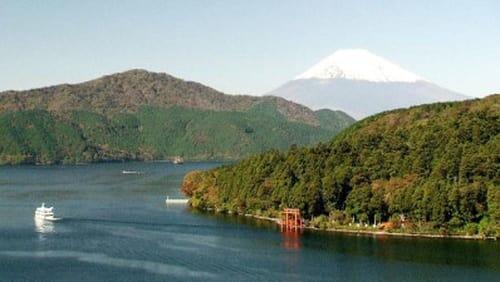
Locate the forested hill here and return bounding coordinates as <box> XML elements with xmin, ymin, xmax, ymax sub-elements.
<box><xmin>182</xmin><ymin>95</ymin><xmax>500</xmax><ymax>237</ymax></box>
<box><xmin>0</xmin><ymin>69</ymin><xmax>335</xmax><ymax>126</ymax></box>
<box><xmin>0</xmin><ymin>70</ymin><xmax>354</xmax><ymax>165</ymax></box>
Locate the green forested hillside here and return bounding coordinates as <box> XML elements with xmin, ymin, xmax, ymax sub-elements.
<box><xmin>182</xmin><ymin>95</ymin><xmax>500</xmax><ymax>237</ymax></box>
<box><xmin>314</xmin><ymin>109</ymin><xmax>356</xmax><ymax>132</ymax></box>
<box><xmin>0</xmin><ymin>70</ymin><xmax>354</xmax><ymax>164</ymax></box>
<box><xmin>0</xmin><ymin>106</ymin><xmax>345</xmax><ymax>165</ymax></box>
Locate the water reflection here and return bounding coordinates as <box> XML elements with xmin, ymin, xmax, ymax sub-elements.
<box><xmin>281</xmin><ymin>230</ymin><xmax>302</xmax><ymax>250</ymax></box>
<box><xmin>34</xmin><ymin>217</ymin><xmax>55</xmax><ymax>234</ymax></box>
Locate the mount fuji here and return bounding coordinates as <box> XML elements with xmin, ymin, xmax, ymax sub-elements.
<box><xmin>267</xmin><ymin>49</ymin><xmax>469</xmax><ymax>119</ymax></box>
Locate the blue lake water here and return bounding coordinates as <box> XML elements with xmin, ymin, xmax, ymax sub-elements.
<box><xmin>0</xmin><ymin>162</ymin><xmax>499</xmax><ymax>281</ymax></box>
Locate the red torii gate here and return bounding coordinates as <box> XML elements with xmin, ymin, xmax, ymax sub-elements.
<box><xmin>280</xmin><ymin>208</ymin><xmax>304</xmax><ymax>231</ymax></box>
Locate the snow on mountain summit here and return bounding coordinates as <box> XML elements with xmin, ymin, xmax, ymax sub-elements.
<box><xmin>269</xmin><ymin>48</ymin><xmax>468</xmax><ymax>119</ymax></box>
<box><xmin>295</xmin><ymin>49</ymin><xmax>423</xmax><ymax>83</ymax></box>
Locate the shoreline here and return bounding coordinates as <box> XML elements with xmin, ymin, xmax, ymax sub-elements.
<box><xmin>0</xmin><ymin>159</ymin><xmax>232</xmax><ymax>167</ymax></box>
<box><xmin>243</xmin><ymin>213</ymin><xmax>497</xmax><ymax>241</ymax></box>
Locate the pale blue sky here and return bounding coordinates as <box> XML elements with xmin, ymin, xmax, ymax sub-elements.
<box><xmin>1</xmin><ymin>0</ymin><xmax>499</xmax><ymax>97</ymax></box>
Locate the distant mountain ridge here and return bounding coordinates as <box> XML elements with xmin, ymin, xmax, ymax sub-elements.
<box><xmin>0</xmin><ymin>70</ymin><xmax>355</xmax><ymax>165</ymax></box>
<box><xmin>269</xmin><ymin>49</ymin><xmax>469</xmax><ymax>119</ymax></box>
<box><xmin>0</xmin><ymin>69</ymin><xmax>324</xmax><ymax>126</ymax></box>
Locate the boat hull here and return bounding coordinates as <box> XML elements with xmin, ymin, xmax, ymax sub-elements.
<box><xmin>165</xmin><ymin>199</ymin><xmax>189</xmax><ymax>204</ymax></box>
<box><xmin>35</xmin><ymin>215</ymin><xmax>61</xmax><ymax>221</ymax></box>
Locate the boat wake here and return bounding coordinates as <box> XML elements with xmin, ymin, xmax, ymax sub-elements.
<box><xmin>0</xmin><ymin>250</ymin><xmax>217</xmax><ymax>278</ymax></box>
<box><xmin>60</xmin><ymin>217</ymin><xmax>216</xmax><ymax>230</ymax></box>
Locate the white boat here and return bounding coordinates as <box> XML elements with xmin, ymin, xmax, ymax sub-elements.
<box><xmin>122</xmin><ymin>170</ymin><xmax>140</xmax><ymax>174</ymax></box>
<box><xmin>172</xmin><ymin>156</ymin><xmax>184</xmax><ymax>165</ymax></box>
<box><xmin>35</xmin><ymin>203</ymin><xmax>61</xmax><ymax>221</ymax></box>
<box><xmin>165</xmin><ymin>196</ymin><xmax>189</xmax><ymax>205</ymax></box>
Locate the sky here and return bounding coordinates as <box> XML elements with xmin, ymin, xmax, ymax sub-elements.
<box><xmin>1</xmin><ymin>0</ymin><xmax>499</xmax><ymax>97</ymax></box>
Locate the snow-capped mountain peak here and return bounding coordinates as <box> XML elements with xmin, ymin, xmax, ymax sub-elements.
<box><xmin>295</xmin><ymin>49</ymin><xmax>423</xmax><ymax>83</ymax></box>
<box><xmin>269</xmin><ymin>48</ymin><xmax>468</xmax><ymax>119</ymax></box>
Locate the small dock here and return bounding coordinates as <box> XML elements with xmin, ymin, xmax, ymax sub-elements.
<box><xmin>165</xmin><ymin>196</ymin><xmax>189</xmax><ymax>205</ymax></box>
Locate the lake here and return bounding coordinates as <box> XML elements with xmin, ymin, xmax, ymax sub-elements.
<box><xmin>0</xmin><ymin>162</ymin><xmax>498</xmax><ymax>281</ymax></box>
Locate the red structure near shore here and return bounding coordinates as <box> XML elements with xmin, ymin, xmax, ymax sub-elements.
<box><xmin>280</xmin><ymin>208</ymin><xmax>304</xmax><ymax>231</ymax></box>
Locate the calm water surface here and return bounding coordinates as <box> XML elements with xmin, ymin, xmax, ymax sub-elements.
<box><xmin>0</xmin><ymin>162</ymin><xmax>499</xmax><ymax>281</ymax></box>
